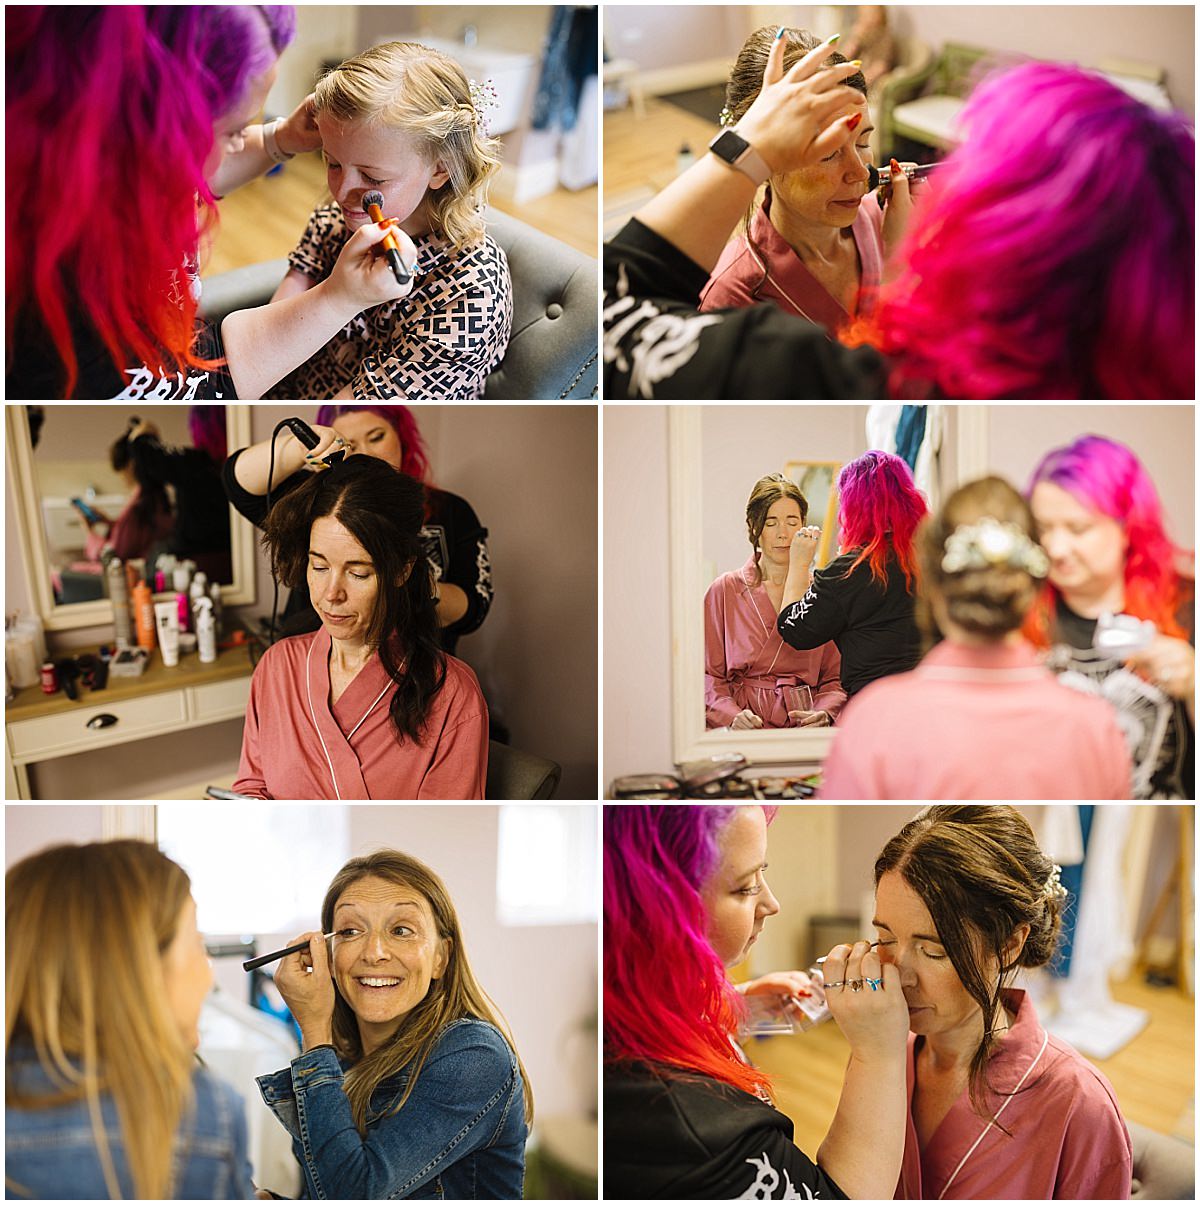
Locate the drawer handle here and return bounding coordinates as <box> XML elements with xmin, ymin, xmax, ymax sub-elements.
<box><xmin>86</xmin><ymin>714</ymin><xmax>119</xmax><ymax>730</ymax></box>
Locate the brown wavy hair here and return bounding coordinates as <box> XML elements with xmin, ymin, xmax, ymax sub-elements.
<box><xmin>745</xmin><ymin>473</ymin><xmax>808</xmax><ymax>584</ymax></box>
<box><xmin>322</xmin><ymin>849</ymin><xmax>533</xmax><ymax>1132</ymax></box>
<box><xmin>875</xmin><ymin>806</ymin><xmax>1066</xmax><ymax>1119</ymax></box>
<box><xmin>6</xmin><ymin>841</ymin><xmax>196</xmax><ymax>1199</ymax></box>
<box><xmin>315</xmin><ymin>41</ymin><xmax>501</xmax><ymax>250</ymax></box>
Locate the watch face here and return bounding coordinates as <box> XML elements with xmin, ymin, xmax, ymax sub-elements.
<box><xmin>709</xmin><ymin>127</ymin><xmax>749</xmax><ymax>163</ymax></box>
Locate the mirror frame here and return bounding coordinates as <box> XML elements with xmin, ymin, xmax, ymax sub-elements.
<box><xmin>6</xmin><ymin>405</ymin><xmax>256</xmax><ymax>631</ymax></box>
<box><xmin>669</xmin><ymin>405</ymin><xmax>990</xmax><ymax>767</ymax></box>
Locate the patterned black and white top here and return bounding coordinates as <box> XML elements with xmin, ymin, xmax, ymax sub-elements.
<box><xmin>269</xmin><ymin>202</ymin><xmax>512</xmax><ymax>400</ymax></box>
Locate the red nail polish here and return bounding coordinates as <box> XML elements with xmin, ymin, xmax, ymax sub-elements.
<box><xmin>847</xmin><ymin>113</ymin><xmax>862</xmax><ymax>132</ymax></box>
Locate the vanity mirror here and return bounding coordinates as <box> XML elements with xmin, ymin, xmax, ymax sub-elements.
<box><xmin>7</xmin><ymin>405</ymin><xmax>255</xmax><ymax>631</ymax></box>
<box><xmin>670</xmin><ymin>405</ymin><xmax>986</xmax><ymax>766</ymax></box>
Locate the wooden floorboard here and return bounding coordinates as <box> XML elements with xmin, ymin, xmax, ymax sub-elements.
<box><xmin>750</xmin><ymin>974</ymin><xmax>1195</xmax><ymax>1158</ymax></box>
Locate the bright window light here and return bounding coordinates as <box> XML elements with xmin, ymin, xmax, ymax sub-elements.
<box><xmin>496</xmin><ymin>805</ymin><xmax>597</xmax><ymax>927</ymax></box>
<box><xmin>158</xmin><ymin>805</ymin><xmax>349</xmax><ymax>934</ymax></box>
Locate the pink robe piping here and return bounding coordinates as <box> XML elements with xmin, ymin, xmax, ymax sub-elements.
<box><xmin>898</xmin><ymin>989</ymin><xmax>1132</xmax><ymax>1200</ymax></box>
<box><xmin>234</xmin><ymin>627</ymin><xmax>488</xmax><ymax>800</ymax></box>
<box><xmin>705</xmin><ymin>556</ymin><xmax>847</xmax><ymax>728</ymax></box>
<box><xmin>819</xmin><ymin>639</ymin><xmax>1132</xmax><ymax>799</ymax></box>
<box><xmin>699</xmin><ymin>192</ymin><xmax>886</xmax><ymax>335</ymax></box>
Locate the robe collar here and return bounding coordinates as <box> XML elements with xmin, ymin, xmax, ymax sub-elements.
<box><xmin>303</xmin><ymin>627</ymin><xmax>398</xmax><ymax>800</ymax></box>
<box><xmin>906</xmin><ymin>988</ymin><xmax>1050</xmax><ymax>1197</ymax></box>
<box><xmin>917</xmin><ymin>638</ymin><xmax>1052</xmax><ymax>682</ymax></box>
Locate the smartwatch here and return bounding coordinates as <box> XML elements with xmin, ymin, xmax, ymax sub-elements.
<box><xmin>707</xmin><ymin>127</ymin><xmax>772</xmax><ymax>186</ymax></box>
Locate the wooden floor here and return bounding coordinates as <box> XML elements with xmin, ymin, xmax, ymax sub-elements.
<box><xmin>202</xmin><ymin>151</ymin><xmax>597</xmax><ymax>278</ymax></box>
<box><xmin>603</xmin><ymin>96</ymin><xmax>721</xmax><ymax>239</ymax></box>
<box><xmin>751</xmin><ymin>974</ymin><xmax>1195</xmax><ymax>1157</ymax></box>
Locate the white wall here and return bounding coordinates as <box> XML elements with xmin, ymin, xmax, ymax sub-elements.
<box><xmin>5</xmin><ymin>805</ymin><xmax>106</xmax><ymax>867</ymax></box>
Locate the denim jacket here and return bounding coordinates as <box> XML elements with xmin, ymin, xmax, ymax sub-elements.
<box><xmin>5</xmin><ymin>1045</ymin><xmax>257</xmax><ymax>1199</ymax></box>
<box><xmin>256</xmin><ymin>1018</ymin><xmax>527</xmax><ymax>1199</ymax></box>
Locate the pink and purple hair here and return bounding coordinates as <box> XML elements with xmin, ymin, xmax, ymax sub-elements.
<box><xmin>315</xmin><ymin>405</ymin><xmax>432</xmax><ymax>483</ymax></box>
<box><xmin>838</xmin><ymin>450</ymin><xmax>927</xmax><ymax>587</ymax></box>
<box><xmin>846</xmin><ymin>62</ymin><xmax>1194</xmax><ymax>399</ymax></box>
<box><xmin>6</xmin><ymin>6</ymin><xmax>295</xmax><ymax>397</ymax></box>
<box><xmin>188</xmin><ymin>406</ymin><xmax>227</xmax><ymax>465</ymax></box>
<box><xmin>1024</xmin><ymin>434</ymin><xmax>1191</xmax><ymax>643</ymax></box>
<box><xmin>604</xmin><ymin>805</ymin><xmax>772</xmax><ymax>1100</ymax></box>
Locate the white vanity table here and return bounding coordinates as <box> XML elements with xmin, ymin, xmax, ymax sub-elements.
<box><xmin>5</xmin><ymin>643</ymin><xmax>254</xmax><ymax>800</ymax></box>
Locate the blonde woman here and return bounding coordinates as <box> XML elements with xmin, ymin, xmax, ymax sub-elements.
<box><xmin>267</xmin><ymin>41</ymin><xmax>513</xmax><ymax>400</ymax></box>
<box><xmin>259</xmin><ymin>850</ymin><xmax>530</xmax><ymax>1198</ymax></box>
<box><xmin>5</xmin><ymin>841</ymin><xmax>257</xmax><ymax>1199</ymax></box>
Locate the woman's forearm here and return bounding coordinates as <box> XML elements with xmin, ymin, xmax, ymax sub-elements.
<box><xmin>221</xmin><ymin>280</ymin><xmax>358</xmax><ymax>400</ymax></box>
<box><xmin>232</xmin><ymin>427</ymin><xmax>309</xmax><ymax>496</ymax></box>
<box><xmin>817</xmin><ymin>1051</ymin><xmax>906</xmax><ymax>1198</ymax></box>
<box><xmin>782</xmin><ymin>562</ymin><xmax>813</xmax><ymax>609</ymax></box>
<box><xmin>634</xmin><ymin>154</ymin><xmax>759</xmax><ymax>274</ymax></box>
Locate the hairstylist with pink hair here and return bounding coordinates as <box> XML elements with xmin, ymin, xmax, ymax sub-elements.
<box><xmin>605</xmin><ymin>805</ymin><xmax>909</xmax><ymax>1199</ymax></box>
<box><xmin>223</xmin><ymin>405</ymin><xmax>491</xmax><ymax>654</ymax></box>
<box><xmin>7</xmin><ymin>6</ymin><xmax>413</xmax><ymax>400</ymax></box>
<box><xmin>777</xmin><ymin>451</ymin><xmax>926</xmax><ymax>697</ymax></box>
<box><xmin>1027</xmin><ymin>435</ymin><xmax>1194</xmax><ymax>798</ymax></box>
<box><xmin>603</xmin><ymin>44</ymin><xmax>1193</xmax><ymax>399</ymax></box>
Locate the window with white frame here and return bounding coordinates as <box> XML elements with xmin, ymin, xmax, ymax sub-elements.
<box><xmin>496</xmin><ymin>804</ymin><xmax>598</xmax><ymax>926</ymax></box>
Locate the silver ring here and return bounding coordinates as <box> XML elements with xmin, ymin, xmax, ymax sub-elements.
<box><xmin>849</xmin><ymin>979</ymin><xmax>864</xmax><ymax>993</ymax></box>
<box><xmin>824</xmin><ymin>980</ymin><xmax>846</xmax><ymax>990</ymax></box>
<box><xmin>865</xmin><ymin>976</ymin><xmax>883</xmax><ymax>991</ymax></box>
<box><xmin>334</xmin><ymin>437</ymin><xmax>346</xmax><ymax>446</ymax></box>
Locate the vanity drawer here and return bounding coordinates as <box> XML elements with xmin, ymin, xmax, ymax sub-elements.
<box><xmin>8</xmin><ymin>692</ymin><xmax>189</xmax><ymax>761</ymax></box>
<box><xmin>192</xmin><ymin>676</ymin><xmax>251</xmax><ymax>722</ymax></box>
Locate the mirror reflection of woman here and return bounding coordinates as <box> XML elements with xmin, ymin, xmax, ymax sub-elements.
<box><xmin>821</xmin><ymin>476</ymin><xmax>1131</xmax><ymax>798</ymax></box>
<box><xmin>872</xmin><ymin>806</ymin><xmax>1132</xmax><ymax>1200</ymax></box>
<box><xmin>6</xmin><ymin>841</ymin><xmax>256</xmax><ymax>1199</ymax></box>
<box><xmin>706</xmin><ymin>473</ymin><xmax>846</xmax><ymax>729</ymax></box>
<box><xmin>1027</xmin><ymin>435</ymin><xmax>1195</xmax><ymax>798</ymax></box>
<box><xmin>261</xmin><ymin>850</ymin><xmax>530</xmax><ymax>1199</ymax></box>
<box><xmin>778</xmin><ymin>450</ymin><xmax>925</xmax><ymax>697</ymax></box>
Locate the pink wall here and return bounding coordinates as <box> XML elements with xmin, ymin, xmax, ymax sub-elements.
<box><xmin>602</xmin><ymin>406</ymin><xmax>673</xmax><ymax>784</ymax></box>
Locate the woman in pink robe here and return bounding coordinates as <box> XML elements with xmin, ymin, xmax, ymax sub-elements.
<box><xmin>873</xmin><ymin>807</ymin><xmax>1132</xmax><ymax>1201</ymax></box>
<box><xmin>233</xmin><ymin>454</ymin><xmax>487</xmax><ymax>800</ymax></box>
<box><xmin>706</xmin><ymin>474</ymin><xmax>846</xmax><ymax>729</ymax></box>
<box><xmin>821</xmin><ymin>476</ymin><xmax>1131</xmax><ymax>799</ymax></box>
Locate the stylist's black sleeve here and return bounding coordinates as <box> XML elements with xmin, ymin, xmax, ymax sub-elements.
<box><xmin>777</xmin><ymin>563</ymin><xmax>851</xmax><ymax>650</ymax></box>
<box><xmin>426</xmin><ymin>489</ymin><xmax>493</xmax><ymax>641</ymax></box>
<box><xmin>603</xmin><ymin>218</ymin><xmax>887</xmax><ymax>400</ymax></box>
<box><xmin>221</xmin><ymin>447</ymin><xmax>305</xmax><ymax>529</ymax></box>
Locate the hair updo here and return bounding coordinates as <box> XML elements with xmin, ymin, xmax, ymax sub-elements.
<box><xmin>875</xmin><ymin>805</ymin><xmax>1066</xmax><ymax>1117</ymax></box>
<box><xmin>916</xmin><ymin>476</ymin><xmax>1042</xmax><ymax>643</ymax></box>
<box><xmin>745</xmin><ymin>474</ymin><xmax>808</xmax><ymax>584</ymax></box>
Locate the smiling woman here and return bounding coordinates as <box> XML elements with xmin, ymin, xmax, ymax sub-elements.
<box><xmin>259</xmin><ymin>849</ymin><xmax>531</xmax><ymax>1200</ymax></box>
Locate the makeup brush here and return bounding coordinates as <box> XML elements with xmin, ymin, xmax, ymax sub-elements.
<box><xmin>242</xmin><ymin>933</ymin><xmax>337</xmax><ymax>972</ymax></box>
<box><xmin>360</xmin><ymin>190</ymin><xmax>412</xmax><ymax>286</ymax></box>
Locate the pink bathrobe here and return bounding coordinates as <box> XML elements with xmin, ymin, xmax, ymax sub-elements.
<box><xmin>705</xmin><ymin>556</ymin><xmax>847</xmax><ymax>728</ymax></box>
<box><xmin>234</xmin><ymin>627</ymin><xmax>488</xmax><ymax>800</ymax></box>
<box><xmin>820</xmin><ymin>639</ymin><xmax>1131</xmax><ymax>799</ymax></box>
<box><xmin>898</xmin><ymin>989</ymin><xmax>1132</xmax><ymax>1199</ymax></box>
<box><xmin>700</xmin><ymin>193</ymin><xmax>886</xmax><ymax>336</ymax></box>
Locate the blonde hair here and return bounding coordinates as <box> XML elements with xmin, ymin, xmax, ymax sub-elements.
<box><xmin>315</xmin><ymin>42</ymin><xmax>501</xmax><ymax>250</ymax></box>
<box><xmin>323</xmin><ymin>849</ymin><xmax>534</xmax><ymax>1131</ymax></box>
<box><xmin>6</xmin><ymin>841</ymin><xmax>196</xmax><ymax>1200</ymax></box>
